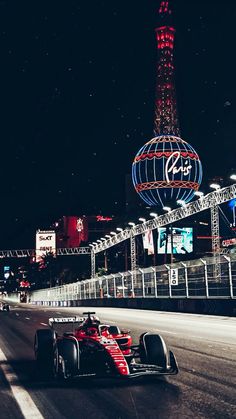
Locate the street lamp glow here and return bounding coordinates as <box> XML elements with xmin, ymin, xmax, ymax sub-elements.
<box><xmin>150</xmin><ymin>212</ymin><xmax>158</xmax><ymax>218</ymax></box>
<box><xmin>195</xmin><ymin>191</ymin><xmax>204</xmax><ymax>197</ymax></box>
<box><xmin>105</xmin><ymin>235</ymin><xmax>111</xmax><ymax>239</ymax></box>
<box><xmin>110</xmin><ymin>231</ymin><xmax>117</xmax><ymax>235</ymax></box>
<box><xmin>101</xmin><ymin>237</ymin><xmax>106</xmax><ymax>241</ymax></box>
<box><xmin>97</xmin><ymin>240</ymin><xmax>102</xmax><ymax>243</ymax></box>
<box><xmin>92</xmin><ymin>242</ymin><xmax>97</xmax><ymax>245</ymax></box>
<box><xmin>116</xmin><ymin>227</ymin><xmax>123</xmax><ymax>232</ymax></box>
<box><xmin>89</xmin><ymin>244</ymin><xmax>94</xmax><ymax>247</ymax></box>
<box><xmin>128</xmin><ymin>222</ymin><xmax>135</xmax><ymax>227</ymax></box>
<box><xmin>230</xmin><ymin>174</ymin><xmax>236</xmax><ymax>180</ymax></box>
<box><xmin>210</xmin><ymin>183</ymin><xmax>220</xmax><ymax>190</ymax></box>
<box><xmin>177</xmin><ymin>199</ymin><xmax>186</xmax><ymax>206</ymax></box>
<box><xmin>139</xmin><ymin>217</ymin><xmax>146</xmax><ymax>222</ymax></box>
<box><xmin>163</xmin><ymin>206</ymin><xmax>171</xmax><ymax>212</ymax></box>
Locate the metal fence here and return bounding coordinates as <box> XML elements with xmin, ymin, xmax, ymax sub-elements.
<box><xmin>28</xmin><ymin>254</ymin><xmax>236</xmax><ymax>304</ymax></box>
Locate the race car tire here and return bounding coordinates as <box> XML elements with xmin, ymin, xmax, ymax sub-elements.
<box><xmin>58</xmin><ymin>338</ymin><xmax>79</xmax><ymax>379</ymax></box>
<box><xmin>108</xmin><ymin>325</ymin><xmax>121</xmax><ymax>335</ymax></box>
<box><xmin>34</xmin><ymin>329</ymin><xmax>58</xmax><ymax>378</ymax></box>
<box><xmin>139</xmin><ymin>333</ymin><xmax>168</xmax><ymax>369</ymax></box>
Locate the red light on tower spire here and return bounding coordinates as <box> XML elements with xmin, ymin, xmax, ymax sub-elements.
<box><xmin>154</xmin><ymin>0</ymin><xmax>180</xmax><ymax>137</ymax></box>
<box><xmin>159</xmin><ymin>1</ymin><xmax>171</xmax><ymax>15</ymax></box>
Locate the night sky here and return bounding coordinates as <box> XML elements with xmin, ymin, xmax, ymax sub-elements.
<box><xmin>0</xmin><ymin>0</ymin><xmax>235</xmax><ymax>248</ymax></box>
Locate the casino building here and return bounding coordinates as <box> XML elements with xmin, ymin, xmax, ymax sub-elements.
<box><xmin>53</xmin><ymin>215</ymin><xmax>118</xmax><ymax>248</ymax></box>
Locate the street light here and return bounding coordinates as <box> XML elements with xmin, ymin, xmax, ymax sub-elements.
<box><xmin>110</xmin><ymin>231</ymin><xmax>117</xmax><ymax>235</ymax></box>
<box><xmin>150</xmin><ymin>212</ymin><xmax>158</xmax><ymax>218</ymax></box>
<box><xmin>195</xmin><ymin>191</ymin><xmax>204</xmax><ymax>197</ymax></box>
<box><xmin>163</xmin><ymin>206</ymin><xmax>171</xmax><ymax>212</ymax></box>
<box><xmin>116</xmin><ymin>227</ymin><xmax>123</xmax><ymax>232</ymax></box>
<box><xmin>177</xmin><ymin>199</ymin><xmax>186</xmax><ymax>206</ymax></box>
<box><xmin>97</xmin><ymin>240</ymin><xmax>102</xmax><ymax>243</ymax></box>
<box><xmin>210</xmin><ymin>183</ymin><xmax>220</xmax><ymax>190</ymax></box>
<box><xmin>92</xmin><ymin>242</ymin><xmax>97</xmax><ymax>245</ymax></box>
<box><xmin>139</xmin><ymin>217</ymin><xmax>146</xmax><ymax>222</ymax></box>
<box><xmin>105</xmin><ymin>235</ymin><xmax>111</xmax><ymax>239</ymax></box>
<box><xmin>101</xmin><ymin>237</ymin><xmax>106</xmax><ymax>241</ymax></box>
<box><xmin>128</xmin><ymin>222</ymin><xmax>135</xmax><ymax>227</ymax></box>
<box><xmin>230</xmin><ymin>174</ymin><xmax>236</xmax><ymax>181</ymax></box>
<box><xmin>89</xmin><ymin>244</ymin><xmax>94</xmax><ymax>247</ymax></box>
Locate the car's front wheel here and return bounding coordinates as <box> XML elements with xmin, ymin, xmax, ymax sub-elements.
<box><xmin>139</xmin><ymin>332</ymin><xmax>168</xmax><ymax>369</ymax></box>
<box><xmin>57</xmin><ymin>338</ymin><xmax>79</xmax><ymax>379</ymax></box>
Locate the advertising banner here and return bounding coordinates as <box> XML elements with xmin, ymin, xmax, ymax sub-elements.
<box><xmin>142</xmin><ymin>229</ymin><xmax>155</xmax><ymax>255</ymax></box>
<box><xmin>36</xmin><ymin>230</ymin><xmax>56</xmax><ymax>262</ymax></box>
<box><xmin>157</xmin><ymin>227</ymin><xmax>193</xmax><ymax>254</ymax></box>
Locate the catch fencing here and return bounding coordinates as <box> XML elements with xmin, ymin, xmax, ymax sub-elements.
<box><xmin>29</xmin><ymin>254</ymin><xmax>236</xmax><ymax>304</ymax></box>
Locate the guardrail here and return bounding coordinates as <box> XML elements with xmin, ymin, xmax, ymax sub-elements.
<box><xmin>28</xmin><ymin>254</ymin><xmax>236</xmax><ymax>304</ymax></box>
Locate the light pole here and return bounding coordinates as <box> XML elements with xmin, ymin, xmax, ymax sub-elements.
<box><xmin>163</xmin><ymin>207</ymin><xmax>172</xmax><ymax>264</ymax></box>
<box><xmin>210</xmin><ymin>183</ymin><xmax>221</xmax><ymax>280</ymax></box>
<box><xmin>128</xmin><ymin>222</ymin><xmax>137</xmax><ymax>272</ymax></box>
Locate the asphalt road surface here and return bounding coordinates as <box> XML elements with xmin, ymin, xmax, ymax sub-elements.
<box><xmin>0</xmin><ymin>303</ymin><xmax>236</xmax><ymax>419</ymax></box>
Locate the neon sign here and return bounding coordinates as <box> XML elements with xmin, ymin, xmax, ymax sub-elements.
<box><xmin>165</xmin><ymin>151</ymin><xmax>192</xmax><ymax>184</ymax></box>
<box><xmin>96</xmin><ymin>215</ymin><xmax>113</xmax><ymax>222</ymax></box>
<box><xmin>222</xmin><ymin>238</ymin><xmax>236</xmax><ymax>247</ymax></box>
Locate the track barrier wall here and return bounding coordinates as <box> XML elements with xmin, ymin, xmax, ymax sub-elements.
<box><xmin>5</xmin><ymin>254</ymin><xmax>236</xmax><ymax>316</ymax></box>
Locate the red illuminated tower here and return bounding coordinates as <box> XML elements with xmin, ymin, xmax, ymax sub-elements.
<box><xmin>132</xmin><ymin>0</ymin><xmax>202</xmax><ymax>207</ymax></box>
<box><xmin>154</xmin><ymin>0</ymin><xmax>180</xmax><ymax>136</ymax></box>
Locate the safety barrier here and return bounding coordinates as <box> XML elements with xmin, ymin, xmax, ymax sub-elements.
<box><xmin>29</xmin><ymin>254</ymin><xmax>236</xmax><ymax>304</ymax></box>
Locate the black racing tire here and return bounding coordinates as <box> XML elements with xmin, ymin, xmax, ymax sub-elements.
<box><xmin>34</xmin><ymin>329</ymin><xmax>58</xmax><ymax>378</ymax></box>
<box><xmin>139</xmin><ymin>332</ymin><xmax>168</xmax><ymax>369</ymax></box>
<box><xmin>58</xmin><ymin>338</ymin><xmax>79</xmax><ymax>379</ymax></box>
<box><xmin>108</xmin><ymin>325</ymin><xmax>121</xmax><ymax>335</ymax></box>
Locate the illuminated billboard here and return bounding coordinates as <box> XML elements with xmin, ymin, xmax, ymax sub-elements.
<box><xmin>157</xmin><ymin>227</ymin><xmax>193</xmax><ymax>254</ymax></box>
<box><xmin>36</xmin><ymin>230</ymin><xmax>56</xmax><ymax>262</ymax></box>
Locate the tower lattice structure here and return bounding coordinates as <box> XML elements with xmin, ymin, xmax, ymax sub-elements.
<box><xmin>154</xmin><ymin>1</ymin><xmax>180</xmax><ymax>137</ymax></box>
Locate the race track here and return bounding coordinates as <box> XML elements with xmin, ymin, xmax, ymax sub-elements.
<box><xmin>0</xmin><ymin>303</ymin><xmax>236</xmax><ymax>419</ymax></box>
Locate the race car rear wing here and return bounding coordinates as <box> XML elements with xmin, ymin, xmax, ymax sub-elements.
<box><xmin>49</xmin><ymin>316</ymin><xmax>84</xmax><ymax>326</ymax></box>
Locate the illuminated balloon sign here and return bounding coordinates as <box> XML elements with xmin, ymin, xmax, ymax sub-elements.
<box><xmin>132</xmin><ymin>135</ymin><xmax>202</xmax><ymax>207</ymax></box>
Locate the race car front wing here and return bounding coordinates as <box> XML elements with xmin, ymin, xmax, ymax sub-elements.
<box><xmin>125</xmin><ymin>350</ymin><xmax>178</xmax><ymax>378</ymax></box>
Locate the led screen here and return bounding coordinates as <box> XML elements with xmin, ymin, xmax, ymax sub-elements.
<box><xmin>157</xmin><ymin>227</ymin><xmax>193</xmax><ymax>254</ymax></box>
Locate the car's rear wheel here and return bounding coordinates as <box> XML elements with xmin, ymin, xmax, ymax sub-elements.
<box><xmin>34</xmin><ymin>329</ymin><xmax>58</xmax><ymax>378</ymax></box>
<box><xmin>139</xmin><ymin>332</ymin><xmax>168</xmax><ymax>369</ymax></box>
<box><xmin>57</xmin><ymin>338</ymin><xmax>79</xmax><ymax>379</ymax></box>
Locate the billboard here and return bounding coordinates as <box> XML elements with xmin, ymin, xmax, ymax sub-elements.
<box><xmin>142</xmin><ymin>230</ymin><xmax>155</xmax><ymax>255</ymax></box>
<box><xmin>56</xmin><ymin>216</ymin><xmax>88</xmax><ymax>248</ymax></box>
<box><xmin>36</xmin><ymin>230</ymin><xmax>56</xmax><ymax>262</ymax></box>
<box><xmin>157</xmin><ymin>227</ymin><xmax>193</xmax><ymax>254</ymax></box>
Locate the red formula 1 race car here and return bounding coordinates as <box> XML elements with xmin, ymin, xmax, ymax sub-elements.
<box><xmin>34</xmin><ymin>312</ymin><xmax>178</xmax><ymax>380</ymax></box>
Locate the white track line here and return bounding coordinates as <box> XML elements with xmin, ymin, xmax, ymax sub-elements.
<box><xmin>0</xmin><ymin>348</ymin><xmax>43</xmax><ymax>419</ymax></box>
